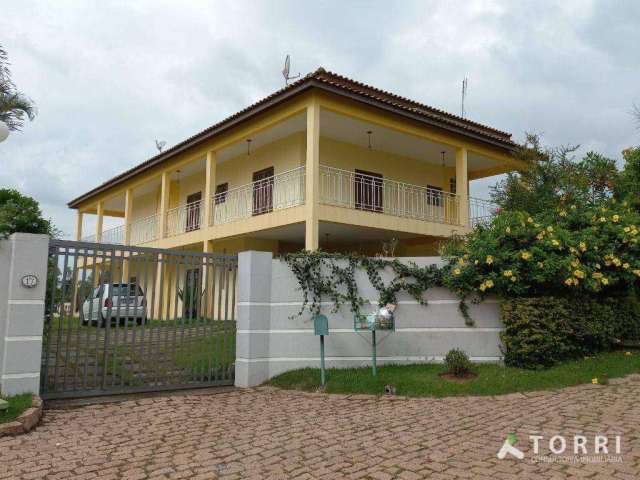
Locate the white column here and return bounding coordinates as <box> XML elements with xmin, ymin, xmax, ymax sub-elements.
<box><xmin>456</xmin><ymin>147</ymin><xmax>469</xmax><ymax>227</ymax></box>
<box><xmin>305</xmin><ymin>100</ymin><xmax>320</xmax><ymax>251</ymax></box>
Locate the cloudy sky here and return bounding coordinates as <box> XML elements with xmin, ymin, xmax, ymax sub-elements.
<box><xmin>1</xmin><ymin>0</ymin><xmax>639</xmax><ymax>238</ymax></box>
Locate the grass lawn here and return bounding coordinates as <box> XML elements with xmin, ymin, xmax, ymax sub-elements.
<box><xmin>267</xmin><ymin>350</ymin><xmax>640</xmax><ymax>397</ymax></box>
<box><xmin>0</xmin><ymin>394</ymin><xmax>32</xmax><ymax>424</ymax></box>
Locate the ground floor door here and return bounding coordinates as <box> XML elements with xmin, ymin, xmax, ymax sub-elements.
<box><xmin>40</xmin><ymin>240</ymin><xmax>237</xmax><ymax>399</ymax></box>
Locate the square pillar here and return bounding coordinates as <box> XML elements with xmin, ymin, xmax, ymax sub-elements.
<box><xmin>305</xmin><ymin>100</ymin><xmax>320</xmax><ymax>251</ymax></box>
<box><xmin>158</xmin><ymin>171</ymin><xmax>170</xmax><ymax>239</ymax></box>
<box><xmin>203</xmin><ymin>151</ymin><xmax>217</xmax><ymax>228</ymax></box>
<box><xmin>124</xmin><ymin>188</ymin><xmax>133</xmax><ymax>245</ymax></box>
<box><xmin>235</xmin><ymin>251</ymin><xmax>273</xmax><ymax>387</ymax></box>
<box><xmin>95</xmin><ymin>201</ymin><xmax>104</xmax><ymax>243</ymax></box>
<box><xmin>455</xmin><ymin>147</ymin><xmax>469</xmax><ymax>227</ymax></box>
<box><xmin>0</xmin><ymin>234</ymin><xmax>49</xmax><ymax>396</ymax></box>
<box><xmin>75</xmin><ymin>211</ymin><xmax>84</xmax><ymax>241</ymax></box>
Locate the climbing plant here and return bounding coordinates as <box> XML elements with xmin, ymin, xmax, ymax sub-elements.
<box><xmin>282</xmin><ymin>250</ymin><xmax>460</xmax><ymax>323</ymax></box>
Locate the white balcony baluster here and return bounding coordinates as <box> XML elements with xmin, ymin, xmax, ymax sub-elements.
<box><xmin>319</xmin><ymin>165</ymin><xmax>460</xmax><ymax>225</ymax></box>
<box><xmin>211</xmin><ymin>165</ymin><xmax>306</xmax><ymax>225</ymax></box>
<box><xmin>129</xmin><ymin>214</ymin><xmax>159</xmax><ymax>244</ymax></box>
<box><xmin>166</xmin><ymin>200</ymin><xmax>204</xmax><ymax>237</ymax></box>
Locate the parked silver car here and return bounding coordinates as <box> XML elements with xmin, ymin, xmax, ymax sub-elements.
<box><xmin>80</xmin><ymin>283</ymin><xmax>146</xmax><ymax>327</ymax></box>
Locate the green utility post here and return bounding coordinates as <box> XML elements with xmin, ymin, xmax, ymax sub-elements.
<box><xmin>354</xmin><ymin>310</ymin><xmax>395</xmax><ymax>377</ymax></box>
<box><xmin>313</xmin><ymin>314</ymin><xmax>329</xmax><ymax>387</ymax></box>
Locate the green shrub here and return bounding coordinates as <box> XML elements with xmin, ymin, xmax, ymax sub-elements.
<box><xmin>444</xmin><ymin>348</ymin><xmax>474</xmax><ymax>376</ymax></box>
<box><xmin>500</xmin><ymin>296</ymin><xmax>640</xmax><ymax>369</ymax></box>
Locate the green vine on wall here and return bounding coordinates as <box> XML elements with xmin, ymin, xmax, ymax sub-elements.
<box><xmin>282</xmin><ymin>250</ymin><xmax>475</xmax><ymax>326</ymax></box>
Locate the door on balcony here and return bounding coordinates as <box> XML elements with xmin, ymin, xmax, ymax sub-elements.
<box><xmin>355</xmin><ymin>169</ymin><xmax>383</xmax><ymax>212</ymax></box>
<box><xmin>252</xmin><ymin>167</ymin><xmax>274</xmax><ymax>215</ymax></box>
<box><xmin>186</xmin><ymin>192</ymin><xmax>202</xmax><ymax>231</ymax></box>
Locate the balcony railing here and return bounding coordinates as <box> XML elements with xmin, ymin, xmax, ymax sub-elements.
<box><xmin>81</xmin><ymin>225</ymin><xmax>124</xmax><ymax>245</ymax></box>
<box><xmin>129</xmin><ymin>214</ymin><xmax>159</xmax><ymax>244</ymax></box>
<box><xmin>211</xmin><ymin>165</ymin><xmax>306</xmax><ymax>225</ymax></box>
<box><xmin>469</xmin><ymin>197</ymin><xmax>498</xmax><ymax>227</ymax></box>
<box><xmin>320</xmin><ymin>165</ymin><xmax>460</xmax><ymax>225</ymax></box>
<box><xmin>166</xmin><ymin>200</ymin><xmax>204</xmax><ymax>237</ymax></box>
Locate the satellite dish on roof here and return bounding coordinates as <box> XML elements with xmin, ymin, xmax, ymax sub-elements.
<box><xmin>155</xmin><ymin>139</ymin><xmax>166</xmax><ymax>153</ymax></box>
<box><xmin>282</xmin><ymin>54</ymin><xmax>300</xmax><ymax>86</ymax></box>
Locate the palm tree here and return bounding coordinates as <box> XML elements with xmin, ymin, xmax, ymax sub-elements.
<box><xmin>0</xmin><ymin>45</ymin><xmax>36</xmax><ymax>131</ymax></box>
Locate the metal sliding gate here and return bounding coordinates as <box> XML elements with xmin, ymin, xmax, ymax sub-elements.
<box><xmin>41</xmin><ymin>239</ymin><xmax>237</xmax><ymax>399</ymax></box>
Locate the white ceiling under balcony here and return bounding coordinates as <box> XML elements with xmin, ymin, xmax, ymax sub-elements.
<box><xmin>216</xmin><ymin>108</ymin><xmax>499</xmax><ymax>171</ymax></box>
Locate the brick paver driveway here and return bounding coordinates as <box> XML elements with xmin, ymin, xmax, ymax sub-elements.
<box><xmin>2</xmin><ymin>375</ymin><xmax>640</xmax><ymax>479</ymax></box>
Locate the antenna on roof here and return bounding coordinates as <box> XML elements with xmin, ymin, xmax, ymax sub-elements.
<box><xmin>461</xmin><ymin>77</ymin><xmax>469</xmax><ymax>118</ymax></box>
<box><xmin>282</xmin><ymin>54</ymin><xmax>300</xmax><ymax>86</ymax></box>
<box><xmin>155</xmin><ymin>139</ymin><xmax>166</xmax><ymax>153</ymax></box>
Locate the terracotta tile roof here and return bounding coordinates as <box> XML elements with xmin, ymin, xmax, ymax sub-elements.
<box><xmin>68</xmin><ymin>67</ymin><xmax>515</xmax><ymax>207</ymax></box>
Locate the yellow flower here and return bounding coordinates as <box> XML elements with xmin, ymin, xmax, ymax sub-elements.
<box><xmin>534</xmin><ymin>223</ymin><xmax>541</xmax><ymax>228</ymax></box>
<box><xmin>623</xmin><ymin>263</ymin><xmax>630</xmax><ymax>270</ymax></box>
<box><xmin>547</xmin><ymin>226</ymin><xmax>554</xmax><ymax>232</ymax></box>
<box><xmin>474</xmin><ymin>260</ymin><xmax>479</xmax><ymax>265</ymax></box>
<box><xmin>571</xmin><ymin>259</ymin><xmax>580</xmax><ymax>268</ymax></box>
<box><xmin>485</xmin><ymin>280</ymin><xmax>494</xmax><ymax>288</ymax></box>
<box><xmin>565</xmin><ymin>278</ymin><xmax>575</xmax><ymax>286</ymax></box>
<box><xmin>527</xmin><ymin>217</ymin><xmax>533</xmax><ymax>223</ymax></box>
<box><xmin>602</xmin><ymin>278</ymin><xmax>609</xmax><ymax>285</ymax></box>
<box><xmin>613</xmin><ymin>258</ymin><xmax>621</xmax><ymax>267</ymax></box>
<box><xmin>624</xmin><ymin>226</ymin><xmax>631</xmax><ymax>233</ymax></box>
<box><xmin>537</xmin><ymin>262</ymin><xmax>544</xmax><ymax>268</ymax></box>
<box><xmin>612</xmin><ymin>214</ymin><xmax>620</xmax><ymax>222</ymax></box>
<box><xmin>592</xmin><ymin>378</ymin><xmax>598</xmax><ymax>385</ymax></box>
<box><xmin>559</xmin><ymin>210</ymin><xmax>567</xmax><ymax>217</ymax></box>
<box><xmin>599</xmin><ymin>217</ymin><xmax>606</xmax><ymax>223</ymax></box>
<box><xmin>579</xmin><ymin>242</ymin><xmax>587</xmax><ymax>252</ymax></box>
<box><xmin>633</xmin><ymin>269</ymin><xmax>640</xmax><ymax>276</ymax></box>
<box><xmin>505</xmin><ymin>227</ymin><xmax>511</xmax><ymax>234</ymax></box>
<box><xmin>479</xmin><ymin>284</ymin><xmax>486</xmax><ymax>292</ymax></box>
<box><xmin>536</xmin><ymin>233</ymin><xmax>544</xmax><ymax>241</ymax></box>
<box><xmin>595</xmin><ymin>263</ymin><xmax>601</xmax><ymax>269</ymax></box>
<box><xmin>573</xmin><ymin>270</ymin><xmax>585</xmax><ymax>279</ymax></box>
<box><xmin>458</xmin><ymin>258</ymin><xmax>465</xmax><ymax>266</ymax></box>
<box><xmin>503</xmin><ymin>270</ymin><xmax>513</xmax><ymax>277</ymax></box>
<box><xmin>521</xmin><ymin>251</ymin><xmax>531</xmax><ymax>260</ymax></box>
<box><xmin>625</xmin><ymin>351</ymin><xmax>632</xmax><ymax>356</ymax></box>
<box><xmin>552</xmin><ymin>239</ymin><xmax>560</xmax><ymax>247</ymax></box>
<box><xmin>592</xmin><ymin>272</ymin><xmax>603</xmax><ymax>279</ymax></box>
<box><xmin>486</xmin><ymin>255</ymin><xmax>493</xmax><ymax>265</ymax></box>
<box><xmin>510</xmin><ymin>276</ymin><xmax>517</xmax><ymax>282</ymax></box>
<box><xmin>453</xmin><ymin>268</ymin><xmax>461</xmax><ymax>275</ymax></box>
<box><xmin>571</xmin><ymin>204</ymin><xmax>577</xmax><ymax>210</ymax></box>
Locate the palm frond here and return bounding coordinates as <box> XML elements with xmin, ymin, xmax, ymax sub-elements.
<box><xmin>0</xmin><ymin>91</ymin><xmax>37</xmax><ymax>131</ymax></box>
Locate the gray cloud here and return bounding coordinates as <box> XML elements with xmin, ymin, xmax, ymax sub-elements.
<box><xmin>0</xmin><ymin>0</ymin><xmax>638</xmax><ymax>238</ymax></box>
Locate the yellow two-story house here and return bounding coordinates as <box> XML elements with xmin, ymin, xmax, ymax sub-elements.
<box><xmin>69</xmin><ymin>68</ymin><xmax>522</xmax><ymax>256</ymax></box>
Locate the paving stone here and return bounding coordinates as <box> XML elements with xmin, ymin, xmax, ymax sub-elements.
<box><xmin>2</xmin><ymin>378</ymin><xmax>640</xmax><ymax>478</ymax></box>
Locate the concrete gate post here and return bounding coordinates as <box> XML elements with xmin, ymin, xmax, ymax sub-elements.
<box><xmin>0</xmin><ymin>233</ymin><xmax>49</xmax><ymax>396</ymax></box>
<box><xmin>235</xmin><ymin>251</ymin><xmax>273</xmax><ymax>388</ymax></box>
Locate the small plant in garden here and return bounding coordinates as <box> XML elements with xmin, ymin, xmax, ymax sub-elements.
<box><xmin>444</xmin><ymin>348</ymin><xmax>474</xmax><ymax>377</ymax></box>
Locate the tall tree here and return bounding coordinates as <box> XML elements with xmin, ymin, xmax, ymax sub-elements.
<box><xmin>0</xmin><ymin>188</ymin><xmax>55</xmax><ymax>238</ymax></box>
<box><xmin>491</xmin><ymin>134</ymin><xmax>618</xmax><ymax>217</ymax></box>
<box><xmin>0</xmin><ymin>45</ymin><xmax>36</xmax><ymax>131</ymax></box>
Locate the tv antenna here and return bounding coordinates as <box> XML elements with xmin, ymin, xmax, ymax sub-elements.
<box><xmin>155</xmin><ymin>139</ymin><xmax>166</xmax><ymax>153</ymax></box>
<box><xmin>461</xmin><ymin>77</ymin><xmax>469</xmax><ymax>118</ymax></box>
<box><xmin>282</xmin><ymin>54</ymin><xmax>300</xmax><ymax>86</ymax></box>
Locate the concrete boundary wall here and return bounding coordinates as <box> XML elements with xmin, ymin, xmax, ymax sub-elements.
<box><xmin>235</xmin><ymin>251</ymin><xmax>503</xmax><ymax>387</ymax></box>
<box><xmin>0</xmin><ymin>234</ymin><xmax>49</xmax><ymax>396</ymax></box>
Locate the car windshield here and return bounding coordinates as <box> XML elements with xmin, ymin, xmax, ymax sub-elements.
<box><xmin>110</xmin><ymin>284</ymin><xmax>144</xmax><ymax>297</ymax></box>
